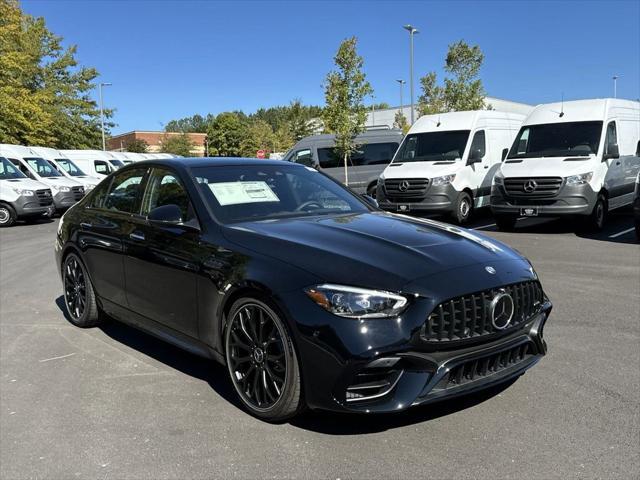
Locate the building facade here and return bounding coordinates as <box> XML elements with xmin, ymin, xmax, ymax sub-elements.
<box><xmin>107</xmin><ymin>131</ymin><xmax>207</xmax><ymax>156</ymax></box>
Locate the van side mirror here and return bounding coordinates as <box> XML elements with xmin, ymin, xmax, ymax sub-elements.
<box><xmin>603</xmin><ymin>143</ymin><xmax>619</xmax><ymax>161</ymax></box>
<box><xmin>501</xmin><ymin>148</ymin><xmax>509</xmax><ymax>161</ymax></box>
<box><xmin>636</xmin><ymin>140</ymin><xmax>640</xmax><ymax>157</ymax></box>
<box><xmin>360</xmin><ymin>194</ymin><xmax>379</xmax><ymax>209</ymax></box>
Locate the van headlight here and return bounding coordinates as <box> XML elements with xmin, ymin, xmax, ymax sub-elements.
<box><xmin>50</xmin><ymin>185</ymin><xmax>71</xmax><ymax>192</ymax></box>
<box><xmin>431</xmin><ymin>174</ymin><xmax>456</xmax><ymax>186</ymax></box>
<box><xmin>565</xmin><ymin>172</ymin><xmax>593</xmax><ymax>185</ymax></box>
<box><xmin>12</xmin><ymin>188</ymin><xmax>34</xmax><ymax>196</ymax></box>
<box><xmin>305</xmin><ymin>284</ymin><xmax>409</xmax><ymax>319</ymax></box>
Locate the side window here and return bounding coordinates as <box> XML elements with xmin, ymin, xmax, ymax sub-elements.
<box><xmin>292</xmin><ymin>149</ymin><xmax>313</xmax><ymax>167</ymax></box>
<box><xmin>317</xmin><ymin>147</ymin><xmax>341</xmax><ymax>168</ymax></box>
<box><xmin>104</xmin><ymin>169</ymin><xmax>146</xmax><ymax>214</ymax></box>
<box><xmin>86</xmin><ymin>180</ymin><xmax>111</xmax><ymax>209</ymax></box>
<box><xmin>357</xmin><ymin>142</ymin><xmax>400</xmax><ymax>165</ymax></box>
<box><xmin>142</xmin><ymin>168</ymin><xmax>197</xmax><ymax>224</ymax></box>
<box><xmin>515</xmin><ymin>128</ymin><xmax>530</xmax><ymax>155</ymax></box>
<box><xmin>470</xmin><ymin>130</ymin><xmax>486</xmax><ymax>159</ymax></box>
<box><xmin>605</xmin><ymin>121</ymin><xmax>617</xmax><ymax>153</ymax></box>
<box><xmin>94</xmin><ymin>160</ymin><xmax>111</xmax><ymax>175</ymax></box>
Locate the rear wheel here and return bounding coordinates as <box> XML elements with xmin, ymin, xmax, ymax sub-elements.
<box><xmin>62</xmin><ymin>253</ymin><xmax>102</xmax><ymax>327</ymax></box>
<box><xmin>584</xmin><ymin>194</ymin><xmax>607</xmax><ymax>232</ymax></box>
<box><xmin>0</xmin><ymin>204</ymin><xmax>16</xmax><ymax>228</ymax></box>
<box><xmin>225</xmin><ymin>298</ymin><xmax>304</xmax><ymax>422</ymax></box>
<box><xmin>495</xmin><ymin>214</ymin><xmax>518</xmax><ymax>231</ymax></box>
<box><xmin>451</xmin><ymin>192</ymin><xmax>473</xmax><ymax>225</ymax></box>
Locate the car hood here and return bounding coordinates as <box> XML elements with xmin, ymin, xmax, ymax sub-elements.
<box><xmin>223</xmin><ymin>212</ymin><xmax>526</xmax><ymax>292</ymax></box>
<box><xmin>500</xmin><ymin>156</ymin><xmax>596</xmax><ymax>177</ymax></box>
<box><xmin>382</xmin><ymin>161</ymin><xmax>461</xmax><ymax>179</ymax></box>
<box><xmin>1</xmin><ymin>178</ymin><xmax>49</xmax><ymax>190</ymax></box>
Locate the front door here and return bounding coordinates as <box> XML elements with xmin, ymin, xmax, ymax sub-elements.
<box><xmin>124</xmin><ymin>167</ymin><xmax>202</xmax><ymax>338</ymax></box>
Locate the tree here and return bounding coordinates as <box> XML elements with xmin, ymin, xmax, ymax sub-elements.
<box><xmin>207</xmin><ymin>112</ymin><xmax>246</xmax><ymax>157</ymax></box>
<box><xmin>370</xmin><ymin>102</ymin><xmax>390</xmax><ymax>110</ymax></box>
<box><xmin>322</xmin><ymin>37</ymin><xmax>372</xmax><ymax>185</ymax></box>
<box><xmin>124</xmin><ymin>138</ymin><xmax>148</xmax><ymax>153</ymax></box>
<box><xmin>0</xmin><ymin>0</ymin><xmax>113</xmax><ymax>148</ymax></box>
<box><xmin>159</xmin><ymin>133</ymin><xmax>195</xmax><ymax>157</ymax></box>
<box><xmin>240</xmin><ymin>119</ymin><xmax>275</xmax><ymax>157</ymax></box>
<box><xmin>394</xmin><ymin>111</ymin><xmax>409</xmax><ymax>134</ymax></box>
<box><xmin>418</xmin><ymin>40</ymin><xmax>488</xmax><ymax>115</ymax></box>
<box><xmin>165</xmin><ymin>113</ymin><xmax>213</xmax><ymax>133</ymax></box>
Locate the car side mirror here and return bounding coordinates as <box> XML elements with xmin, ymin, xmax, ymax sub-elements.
<box><xmin>148</xmin><ymin>204</ymin><xmax>183</xmax><ymax>224</ymax></box>
<box><xmin>360</xmin><ymin>194</ymin><xmax>379</xmax><ymax>209</ymax></box>
<box><xmin>603</xmin><ymin>143</ymin><xmax>619</xmax><ymax>161</ymax></box>
<box><xmin>501</xmin><ymin>148</ymin><xmax>509</xmax><ymax>161</ymax></box>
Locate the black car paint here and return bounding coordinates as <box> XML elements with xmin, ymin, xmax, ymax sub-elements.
<box><xmin>56</xmin><ymin>158</ymin><xmax>550</xmax><ymax>413</ymax></box>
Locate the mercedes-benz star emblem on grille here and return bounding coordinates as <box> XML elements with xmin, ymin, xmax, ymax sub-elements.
<box><xmin>523</xmin><ymin>179</ymin><xmax>537</xmax><ymax>193</ymax></box>
<box><xmin>485</xmin><ymin>266</ymin><xmax>496</xmax><ymax>274</ymax></box>
<box><xmin>490</xmin><ymin>291</ymin><xmax>515</xmax><ymax>330</ymax></box>
<box><xmin>398</xmin><ymin>180</ymin><xmax>410</xmax><ymax>192</ymax></box>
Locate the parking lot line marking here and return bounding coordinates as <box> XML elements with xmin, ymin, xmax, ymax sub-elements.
<box><xmin>609</xmin><ymin>227</ymin><xmax>636</xmax><ymax>238</ymax></box>
<box><xmin>474</xmin><ymin>223</ymin><xmax>496</xmax><ymax>230</ymax></box>
<box><xmin>39</xmin><ymin>352</ymin><xmax>76</xmax><ymax>363</ymax></box>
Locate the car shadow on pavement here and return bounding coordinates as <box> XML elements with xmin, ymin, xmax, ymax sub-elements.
<box><xmin>290</xmin><ymin>379</ymin><xmax>517</xmax><ymax>435</ymax></box>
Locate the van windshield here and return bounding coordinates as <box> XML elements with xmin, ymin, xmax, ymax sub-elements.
<box><xmin>55</xmin><ymin>158</ymin><xmax>86</xmax><ymax>176</ymax></box>
<box><xmin>24</xmin><ymin>157</ymin><xmax>62</xmax><ymax>177</ymax></box>
<box><xmin>508</xmin><ymin>121</ymin><xmax>603</xmax><ymax>158</ymax></box>
<box><xmin>109</xmin><ymin>159</ymin><xmax>125</xmax><ymax>169</ymax></box>
<box><xmin>0</xmin><ymin>157</ymin><xmax>26</xmax><ymax>179</ymax></box>
<box><xmin>394</xmin><ymin>130</ymin><xmax>470</xmax><ymax>162</ymax></box>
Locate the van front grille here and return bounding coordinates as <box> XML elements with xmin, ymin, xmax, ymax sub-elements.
<box><xmin>503</xmin><ymin>177</ymin><xmax>563</xmax><ymax>198</ymax></box>
<box><xmin>35</xmin><ymin>189</ymin><xmax>53</xmax><ymax>206</ymax></box>
<box><xmin>71</xmin><ymin>186</ymin><xmax>85</xmax><ymax>201</ymax></box>
<box><xmin>384</xmin><ymin>178</ymin><xmax>429</xmax><ymax>199</ymax></box>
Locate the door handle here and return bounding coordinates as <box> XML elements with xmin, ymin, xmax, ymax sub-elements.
<box><xmin>615</xmin><ymin>161</ymin><xmax>621</xmax><ymax>165</ymax></box>
<box><xmin>80</xmin><ymin>222</ymin><xmax>93</xmax><ymax>229</ymax></box>
<box><xmin>483</xmin><ymin>165</ymin><xmax>489</xmax><ymax>169</ymax></box>
<box><xmin>129</xmin><ymin>232</ymin><xmax>145</xmax><ymax>241</ymax></box>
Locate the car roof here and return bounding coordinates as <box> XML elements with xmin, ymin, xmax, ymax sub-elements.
<box><xmin>123</xmin><ymin>157</ymin><xmax>296</xmax><ymax>169</ymax></box>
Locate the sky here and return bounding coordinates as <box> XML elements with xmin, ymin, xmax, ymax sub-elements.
<box><xmin>21</xmin><ymin>0</ymin><xmax>640</xmax><ymax>135</ymax></box>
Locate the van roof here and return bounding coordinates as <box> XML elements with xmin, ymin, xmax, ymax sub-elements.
<box><xmin>523</xmin><ymin>98</ymin><xmax>640</xmax><ymax>125</ymax></box>
<box><xmin>409</xmin><ymin>110</ymin><xmax>526</xmax><ymax>134</ymax></box>
<box><xmin>295</xmin><ymin>129</ymin><xmax>404</xmax><ymax>143</ymax></box>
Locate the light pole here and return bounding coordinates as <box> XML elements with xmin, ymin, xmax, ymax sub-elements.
<box><xmin>98</xmin><ymin>82</ymin><xmax>112</xmax><ymax>151</ymax></box>
<box><xmin>370</xmin><ymin>94</ymin><xmax>376</xmax><ymax>127</ymax></box>
<box><xmin>396</xmin><ymin>79</ymin><xmax>406</xmax><ymax>120</ymax></box>
<box><xmin>612</xmin><ymin>75</ymin><xmax>618</xmax><ymax>98</ymax></box>
<box><xmin>403</xmin><ymin>24</ymin><xmax>419</xmax><ymax>124</ymax></box>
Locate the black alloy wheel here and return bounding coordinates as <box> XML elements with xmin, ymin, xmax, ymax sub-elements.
<box><xmin>225</xmin><ymin>298</ymin><xmax>303</xmax><ymax>421</ymax></box>
<box><xmin>62</xmin><ymin>253</ymin><xmax>101</xmax><ymax>327</ymax></box>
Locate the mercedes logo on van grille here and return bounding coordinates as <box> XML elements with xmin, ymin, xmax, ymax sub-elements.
<box><xmin>523</xmin><ymin>180</ymin><xmax>537</xmax><ymax>193</ymax></box>
<box><xmin>490</xmin><ymin>290</ymin><xmax>515</xmax><ymax>330</ymax></box>
<box><xmin>398</xmin><ymin>180</ymin><xmax>411</xmax><ymax>192</ymax></box>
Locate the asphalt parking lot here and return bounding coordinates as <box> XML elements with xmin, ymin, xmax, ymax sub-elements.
<box><xmin>1</xmin><ymin>210</ymin><xmax>638</xmax><ymax>479</ymax></box>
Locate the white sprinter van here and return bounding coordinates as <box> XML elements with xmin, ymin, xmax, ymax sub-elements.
<box><xmin>491</xmin><ymin>98</ymin><xmax>640</xmax><ymax>230</ymax></box>
<box><xmin>29</xmin><ymin>146</ymin><xmax>101</xmax><ymax>192</ymax></box>
<box><xmin>0</xmin><ymin>144</ymin><xmax>85</xmax><ymax>213</ymax></box>
<box><xmin>0</xmin><ymin>156</ymin><xmax>54</xmax><ymax>227</ymax></box>
<box><xmin>61</xmin><ymin>150</ymin><xmax>122</xmax><ymax>178</ymax></box>
<box><xmin>377</xmin><ymin>110</ymin><xmax>525</xmax><ymax>224</ymax></box>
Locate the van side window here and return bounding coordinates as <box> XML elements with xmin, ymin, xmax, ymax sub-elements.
<box><xmin>94</xmin><ymin>160</ymin><xmax>111</xmax><ymax>175</ymax></box>
<box><xmin>605</xmin><ymin>121</ymin><xmax>617</xmax><ymax>153</ymax></box>
<box><xmin>292</xmin><ymin>149</ymin><xmax>313</xmax><ymax>167</ymax></box>
<box><xmin>318</xmin><ymin>148</ymin><xmax>341</xmax><ymax>168</ymax></box>
<box><xmin>469</xmin><ymin>130</ymin><xmax>486</xmax><ymax>158</ymax></box>
<box><xmin>355</xmin><ymin>142</ymin><xmax>400</xmax><ymax>165</ymax></box>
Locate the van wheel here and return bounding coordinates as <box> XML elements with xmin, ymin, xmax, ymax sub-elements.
<box><xmin>62</xmin><ymin>253</ymin><xmax>102</xmax><ymax>327</ymax></box>
<box><xmin>584</xmin><ymin>195</ymin><xmax>607</xmax><ymax>231</ymax></box>
<box><xmin>366</xmin><ymin>184</ymin><xmax>377</xmax><ymax>199</ymax></box>
<box><xmin>0</xmin><ymin>204</ymin><xmax>16</xmax><ymax>228</ymax></box>
<box><xmin>495</xmin><ymin>214</ymin><xmax>518</xmax><ymax>231</ymax></box>
<box><xmin>451</xmin><ymin>192</ymin><xmax>472</xmax><ymax>224</ymax></box>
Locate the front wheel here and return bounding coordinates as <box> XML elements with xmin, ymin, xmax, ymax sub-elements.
<box><xmin>225</xmin><ymin>298</ymin><xmax>304</xmax><ymax>422</ymax></box>
<box><xmin>0</xmin><ymin>204</ymin><xmax>17</xmax><ymax>228</ymax></box>
<box><xmin>583</xmin><ymin>194</ymin><xmax>607</xmax><ymax>232</ymax></box>
<box><xmin>62</xmin><ymin>253</ymin><xmax>102</xmax><ymax>327</ymax></box>
<box><xmin>450</xmin><ymin>192</ymin><xmax>473</xmax><ymax>225</ymax></box>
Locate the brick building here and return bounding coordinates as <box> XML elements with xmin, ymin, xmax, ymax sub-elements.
<box><xmin>107</xmin><ymin>131</ymin><xmax>207</xmax><ymax>156</ymax></box>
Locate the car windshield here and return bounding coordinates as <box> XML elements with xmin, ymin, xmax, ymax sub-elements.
<box><xmin>0</xmin><ymin>157</ymin><xmax>26</xmax><ymax>179</ymax></box>
<box><xmin>394</xmin><ymin>130</ymin><xmax>470</xmax><ymax>162</ymax></box>
<box><xmin>194</xmin><ymin>164</ymin><xmax>369</xmax><ymax>224</ymax></box>
<box><xmin>508</xmin><ymin>121</ymin><xmax>603</xmax><ymax>158</ymax></box>
<box><xmin>24</xmin><ymin>157</ymin><xmax>62</xmax><ymax>177</ymax></box>
<box><xmin>55</xmin><ymin>158</ymin><xmax>86</xmax><ymax>176</ymax></box>
<box><xmin>109</xmin><ymin>159</ymin><xmax>125</xmax><ymax>169</ymax></box>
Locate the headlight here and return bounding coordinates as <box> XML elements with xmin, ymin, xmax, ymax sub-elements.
<box><xmin>565</xmin><ymin>172</ymin><xmax>593</xmax><ymax>185</ymax></box>
<box><xmin>493</xmin><ymin>171</ymin><xmax>504</xmax><ymax>185</ymax></box>
<box><xmin>305</xmin><ymin>284</ymin><xmax>408</xmax><ymax>319</ymax></box>
<box><xmin>431</xmin><ymin>174</ymin><xmax>456</xmax><ymax>186</ymax></box>
<box><xmin>11</xmin><ymin>188</ymin><xmax>34</xmax><ymax>196</ymax></box>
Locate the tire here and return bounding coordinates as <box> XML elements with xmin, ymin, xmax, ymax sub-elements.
<box><xmin>366</xmin><ymin>183</ymin><xmax>377</xmax><ymax>199</ymax></box>
<box><xmin>584</xmin><ymin>194</ymin><xmax>607</xmax><ymax>232</ymax></box>
<box><xmin>225</xmin><ymin>297</ymin><xmax>304</xmax><ymax>422</ymax></box>
<box><xmin>0</xmin><ymin>203</ymin><xmax>16</xmax><ymax>228</ymax></box>
<box><xmin>495</xmin><ymin>214</ymin><xmax>518</xmax><ymax>231</ymax></box>
<box><xmin>62</xmin><ymin>253</ymin><xmax>102</xmax><ymax>327</ymax></box>
<box><xmin>636</xmin><ymin>220</ymin><xmax>640</xmax><ymax>242</ymax></box>
<box><xmin>451</xmin><ymin>191</ymin><xmax>473</xmax><ymax>225</ymax></box>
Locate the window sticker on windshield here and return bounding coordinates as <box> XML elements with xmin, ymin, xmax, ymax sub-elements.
<box><xmin>208</xmin><ymin>181</ymin><xmax>280</xmax><ymax>206</ymax></box>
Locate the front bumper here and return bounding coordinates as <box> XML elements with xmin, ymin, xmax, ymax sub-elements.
<box><xmin>13</xmin><ymin>194</ymin><xmax>54</xmax><ymax>218</ymax></box>
<box><xmin>53</xmin><ymin>190</ymin><xmax>83</xmax><ymax>210</ymax></box>
<box><xmin>376</xmin><ymin>182</ymin><xmax>458</xmax><ymax>213</ymax></box>
<box><xmin>490</xmin><ymin>182</ymin><xmax>597</xmax><ymax>216</ymax></box>
<box><xmin>279</xmin><ymin>261</ymin><xmax>551</xmax><ymax>413</ymax></box>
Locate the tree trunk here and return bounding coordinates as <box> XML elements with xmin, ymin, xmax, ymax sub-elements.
<box><xmin>343</xmin><ymin>152</ymin><xmax>349</xmax><ymax>186</ymax></box>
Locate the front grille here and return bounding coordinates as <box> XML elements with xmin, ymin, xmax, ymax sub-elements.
<box><xmin>441</xmin><ymin>343</ymin><xmax>534</xmax><ymax>389</ymax></box>
<box><xmin>384</xmin><ymin>178</ymin><xmax>429</xmax><ymax>199</ymax></box>
<box><xmin>503</xmin><ymin>177</ymin><xmax>563</xmax><ymax>198</ymax></box>
<box><xmin>71</xmin><ymin>186</ymin><xmax>85</xmax><ymax>201</ymax></box>
<box><xmin>421</xmin><ymin>281</ymin><xmax>543</xmax><ymax>343</ymax></box>
<box><xmin>35</xmin><ymin>189</ymin><xmax>53</xmax><ymax>206</ymax></box>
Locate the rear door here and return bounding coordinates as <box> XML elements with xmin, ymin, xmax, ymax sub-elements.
<box><xmin>123</xmin><ymin>167</ymin><xmax>202</xmax><ymax>338</ymax></box>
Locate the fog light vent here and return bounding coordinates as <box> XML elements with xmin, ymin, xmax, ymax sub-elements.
<box><xmin>345</xmin><ymin>365</ymin><xmax>403</xmax><ymax>403</ymax></box>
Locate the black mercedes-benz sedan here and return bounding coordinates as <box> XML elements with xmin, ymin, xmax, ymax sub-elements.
<box><xmin>55</xmin><ymin>158</ymin><xmax>552</xmax><ymax>421</ymax></box>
